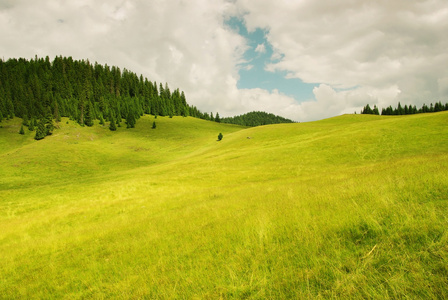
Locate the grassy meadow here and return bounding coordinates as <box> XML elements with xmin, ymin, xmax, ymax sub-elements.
<box><xmin>1</xmin><ymin>112</ymin><xmax>447</xmax><ymax>298</ymax></box>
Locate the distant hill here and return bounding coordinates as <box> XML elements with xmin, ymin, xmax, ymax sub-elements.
<box><xmin>221</xmin><ymin>111</ymin><xmax>295</xmax><ymax>127</ymax></box>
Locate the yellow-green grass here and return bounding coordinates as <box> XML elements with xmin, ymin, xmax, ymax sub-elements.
<box><xmin>1</xmin><ymin>113</ymin><xmax>447</xmax><ymax>298</ymax></box>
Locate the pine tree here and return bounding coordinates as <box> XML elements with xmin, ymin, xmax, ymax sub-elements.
<box><xmin>28</xmin><ymin>119</ymin><xmax>35</xmax><ymax>131</ymax></box>
<box><xmin>84</xmin><ymin>102</ymin><xmax>94</xmax><ymax>126</ymax></box>
<box><xmin>152</xmin><ymin>121</ymin><xmax>156</xmax><ymax>129</ymax></box>
<box><xmin>19</xmin><ymin>125</ymin><xmax>25</xmax><ymax>135</ymax></box>
<box><xmin>22</xmin><ymin>115</ymin><xmax>29</xmax><ymax>126</ymax></box>
<box><xmin>34</xmin><ymin>119</ymin><xmax>46</xmax><ymax>140</ymax></box>
<box><xmin>218</xmin><ymin>132</ymin><xmax>223</xmax><ymax>141</ymax></box>
<box><xmin>109</xmin><ymin>115</ymin><xmax>117</xmax><ymax>131</ymax></box>
<box><xmin>397</xmin><ymin>102</ymin><xmax>404</xmax><ymax>115</ymax></box>
<box><xmin>182</xmin><ymin>106</ymin><xmax>189</xmax><ymax>117</ymax></box>
<box><xmin>99</xmin><ymin>114</ymin><xmax>105</xmax><ymax>126</ymax></box>
<box><xmin>361</xmin><ymin>104</ymin><xmax>373</xmax><ymax>114</ymax></box>
<box><xmin>126</xmin><ymin>110</ymin><xmax>136</xmax><ymax>128</ymax></box>
<box><xmin>54</xmin><ymin>102</ymin><xmax>61</xmax><ymax>123</ymax></box>
<box><xmin>215</xmin><ymin>112</ymin><xmax>221</xmax><ymax>122</ymax></box>
<box><xmin>44</xmin><ymin>109</ymin><xmax>55</xmax><ymax>136</ymax></box>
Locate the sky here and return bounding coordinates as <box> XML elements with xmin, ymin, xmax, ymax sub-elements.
<box><xmin>1</xmin><ymin>0</ymin><xmax>447</xmax><ymax>122</ymax></box>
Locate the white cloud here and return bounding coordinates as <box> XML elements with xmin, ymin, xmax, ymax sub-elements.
<box><xmin>1</xmin><ymin>0</ymin><xmax>447</xmax><ymax>122</ymax></box>
<box><xmin>0</xmin><ymin>0</ymin><xmax>248</xmax><ymax>115</ymax></box>
<box><xmin>254</xmin><ymin>43</ymin><xmax>266</xmax><ymax>53</ymax></box>
<box><xmin>237</xmin><ymin>0</ymin><xmax>448</xmax><ymax>114</ymax></box>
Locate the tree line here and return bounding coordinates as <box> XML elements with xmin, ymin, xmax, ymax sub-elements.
<box><xmin>361</xmin><ymin>102</ymin><xmax>448</xmax><ymax>116</ymax></box>
<box><xmin>220</xmin><ymin>111</ymin><xmax>295</xmax><ymax>127</ymax></box>
<box><xmin>0</xmin><ymin>56</ymin><xmax>219</xmax><ymax>139</ymax></box>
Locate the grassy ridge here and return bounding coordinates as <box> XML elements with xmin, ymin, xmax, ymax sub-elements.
<box><xmin>1</xmin><ymin>113</ymin><xmax>447</xmax><ymax>298</ymax></box>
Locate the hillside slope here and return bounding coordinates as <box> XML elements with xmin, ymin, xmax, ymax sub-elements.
<box><xmin>1</xmin><ymin>113</ymin><xmax>447</xmax><ymax>298</ymax></box>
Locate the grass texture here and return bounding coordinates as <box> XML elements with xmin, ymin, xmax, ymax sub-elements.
<box><xmin>1</xmin><ymin>112</ymin><xmax>447</xmax><ymax>298</ymax></box>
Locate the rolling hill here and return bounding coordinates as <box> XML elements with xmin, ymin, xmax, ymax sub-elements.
<box><xmin>1</xmin><ymin>112</ymin><xmax>447</xmax><ymax>298</ymax></box>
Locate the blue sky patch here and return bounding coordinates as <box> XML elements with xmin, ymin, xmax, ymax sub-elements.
<box><xmin>226</xmin><ymin>17</ymin><xmax>317</xmax><ymax>102</ymax></box>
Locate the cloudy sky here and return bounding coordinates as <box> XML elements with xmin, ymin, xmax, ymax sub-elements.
<box><xmin>1</xmin><ymin>0</ymin><xmax>447</xmax><ymax>121</ymax></box>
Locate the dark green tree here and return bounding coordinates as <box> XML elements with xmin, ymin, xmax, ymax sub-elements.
<box><xmin>397</xmin><ymin>102</ymin><xmax>404</xmax><ymax>115</ymax></box>
<box><xmin>152</xmin><ymin>121</ymin><xmax>156</xmax><ymax>129</ymax></box>
<box><xmin>54</xmin><ymin>101</ymin><xmax>61</xmax><ymax>123</ymax></box>
<box><xmin>22</xmin><ymin>115</ymin><xmax>29</xmax><ymax>126</ymax></box>
<box><xmin>19</xmin><ymin>125</ymin><xmax>25</xmax><ymax>135</ymax></box>
<box><xmin>361</xmin><ymin>104</ymin><xmax>373</xmax><ymax>114</ymax></box>
<box><xmin>215</xmin><ymin>112</ymin><xmax>221</xmax><ymax>123</ymax></box>
<box><xmin>99</xmin><ymin>114</ymin><xmax>105</xmax><ymax>126</ymax></box>
<box><xmin>126</xmin><ymin>110</ymin><xmax>136</xmax><ymax>128</ymax></box>
<box><xmin>45</xmin><ymin>109</ymin><xmax>55</xmax><ymax>135</ymax></box>
<box><xmin>28</xmin><ymin>119</ymin><xmax>35</xmax><ymax>131</ymax></box>
<box><xmin>109</xmin><ymin>115</ymin><xmax>117</xmax><ymax>131</ymax></box>
<box><xmin>34</xmin><ymin>119</ymin><xmax>46</xmax><ymax>140</ymax></box>
<box><xmin>218</xmin><ymin>132</ymin><xmax>223</xmax><ymax>141</ymax></box>
<box><xmin>84</xmin><ymin>102</ymin><xmax>94</xmax><ymax>126</ymax></box>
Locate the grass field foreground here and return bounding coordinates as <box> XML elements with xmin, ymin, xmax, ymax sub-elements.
<box><xmin>1</xmin><ymin>113</ymin><xmax>447</xmax><ymax>298</ymax></box>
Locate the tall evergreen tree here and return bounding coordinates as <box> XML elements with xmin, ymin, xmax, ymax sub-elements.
<box><xmin>109</xmin><ymin>115</ymin><xmax>117</xmax><ymax>131</ymax></box>
<box><xmin>22</xmin><ymin>114</ymin><xmax>29</xmax><ymax>126</ymax></box>
<box><xmin>397</xmin><ymin>102</ymin><xmax>404</xmax><ymax>115</ymax></box>
<box><xmin>84</xmin><ymin>101</ymin><xmax>94</xmax><ymax>126</ymax></box>
<box><xmin>125</xmin><ymin>103</ymin><xmax>136</xmax><ymax>128</ymax></box>
<box><xmin>54</xmin><ymin>101</ymin><xmax>61</xmax><ymax>123</ymax></box>
<box><xmin>28</xmin><ymin>118</ymin><xmax>35</xmax><ymax>131</ymax></box>
<box><xmin>45</xmin><ymin>112</ymin><xmax>55</xmax><ymax>136</ymax></box>
<box><xmin>99</xmin><ymin>114</ymin><xmax>105</xmax><ymax>126</ymax></box>
<box><xmin>34</xmin><ymin>119</ymin><xmax>46</xmax><ymax>140</ymax></box>
<box><xmin>19</xmin><ymin>125</ymin><xmax>25</xmax><ymax>135</ymax></box>
<box><xmin>361</xmin><ymin>104</ymin><xmax>373</xmax><ymax>114</ymax></box>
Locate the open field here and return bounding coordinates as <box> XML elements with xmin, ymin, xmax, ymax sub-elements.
<box><xmin>1</xmin><ymin>113</ymin><xmax>448</xmax><ymax>298</ymax></box>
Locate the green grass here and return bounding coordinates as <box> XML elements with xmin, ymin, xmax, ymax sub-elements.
<box><xmin>1</xmin><ymin>113</ymin><xmax>447</xmax><ymax>298</ymax></box>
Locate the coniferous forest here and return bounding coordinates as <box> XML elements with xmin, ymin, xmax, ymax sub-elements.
<box><xmin>360</xmin><ymin>102</ymin><xmax>448</xmax><ymax>116</ymax></box>
<box><xmin>0</xmin><ymin>56</ymin><xmax>215</xmax><ymax>139</ymax></box>
<box><xmin>220</xmin><ymin>111</ymin><xmax>295</xmax><ymax>127</ymax></box>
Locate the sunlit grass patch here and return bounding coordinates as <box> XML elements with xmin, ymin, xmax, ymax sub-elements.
<box><xmin>1</xmin><ymin>112</ymin><xmax>447</xmax><ymax>298</ymax></box>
